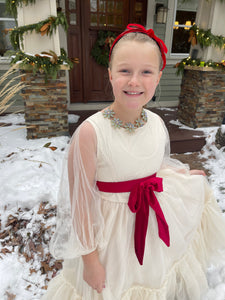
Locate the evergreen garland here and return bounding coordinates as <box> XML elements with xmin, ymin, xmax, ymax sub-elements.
<box><xmin>5</xmin><ymin>0</ymin><xmax>74</xmax><ymax>79</ymax></box>
<box><xmin>6</xmin><ymin>0</ymin><xmax>37</xmax><ymax>19</ymax></box>
<box><xmin>176</xmin><ymin>24</ymin><xmax>225</xmax><ymax>75</ymax></box>
<box><xmin>190</xmin><ymin>25</ymin><xmax>225</xmax><ymax>50</ymax></box>
<box><xmin>10</xmin><ymin>12</ymin><xmax>68</xmax><ymax>50</ymax></box>
<box><xmin>175</xmin><ymin>57</ymin><xmax>225</xmax><ymax>75</ymax></box>
<box><xmin>11</xmin><ymin>48</ymin><xmax>74</xmax><ymax>81</ymax></box>
<box><xmin>91</xmin><ymin>30</ymin><xmax>116</xmax><ymax>67</ymax></box>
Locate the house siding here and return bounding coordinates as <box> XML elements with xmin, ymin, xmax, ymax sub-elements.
<box><xmin>156</xmin><ymin>65</ymin><xmax>182</xmax><ymax>103</ymax></box>
<box><xmin>152</xmin><ymin>0</ymin><xmax>182</xmax><ymax>105</ymax></box>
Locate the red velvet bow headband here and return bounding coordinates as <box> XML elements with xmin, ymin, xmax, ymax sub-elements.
<box><xmin>109</xmin><ymin>24</ymin><xmax>168</xmax><ymax>71</ymax></box>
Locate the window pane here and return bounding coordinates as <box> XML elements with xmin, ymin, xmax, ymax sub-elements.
<box><xmin>99</xmin><ymin>0</ymin><xmax>106</xmax><ymax>12</ymax></box>
<box><xmin>0</xmin><ymin>2</ymin><xmax>13</xmax><ymax>18</ymax></box>
<box><xmin>69</xmin><ymin>12</ymin><xmax>76</xmax><ymax>25</ymax></box>
<box><xmin>0</xmin><ymin>20</ymin><xmax>16</xmax><ymax>56</ymax></box>
<box><xmin>89</xmin><ymin>0</ymin><xmax>124</xmax><ymax>28</ymax></box>
<box><xmin>115</xmin><ymin>15</ymin><xmax>122</xmax><ymax>26</ymax></box>
<box><xmin>172</xmin><ymin>10</ymin><xmax>196</xmax><ymax>54</ymax></box>
<box><xmin>69</xmin><ymin>0</ymin><xmax>76</xmax><ymax>10</ymax></box>
<box><xmin>175</xmin><ymin>10</ymin><xmax>196</xmax><ymax>26</ymax></box>
<box><xmin>108</xmin><ymin>1</ymin><xmax>114</xmax><ymax>13</ymax></box>
<box><xmin>116</xmin><ymin>1</ymin><xmax>123</xmax><ymax>13</ymax></box>
<box><xmin>177</xmin><ymin>0</ymin><xmax>198</xmax><ymax>12</ymax></box>
<box><xmin>107</xmin><ymin>14</ymin><xmax>114</xmax><ymax>26</ymax></box>
<box><xmin>99</xmin><ymin>14</ymin><xmax>106</xmax><ymax>25</ymax></box>
<box><xmin>90</xmin><ymin>0</ymin><xmax>97</xmax><ymax>12</ymax></box>
<box><xmin>91</xmin><ymin>13</ymin><xmax>97</xmax><ymax>26</ymax></box>
<box><xmin>172</xmin><ymin>27</ymin><xmax>191</xmax><ymax>54</ymax></box>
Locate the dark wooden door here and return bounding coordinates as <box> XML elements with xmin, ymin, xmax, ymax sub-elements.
<box><xmin>66</xmin><ymin>0</ymin><xmax>147</xmax><ymax>103</ymax></box>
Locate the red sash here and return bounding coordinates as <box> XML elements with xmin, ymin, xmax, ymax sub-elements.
<box><xmin>96</xmin><ymin>173</ymin><xmax>170</xmax><ymax>265</ymax></box>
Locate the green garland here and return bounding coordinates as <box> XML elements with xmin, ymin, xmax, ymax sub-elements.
<box><xmin>11</xmin><ymin>48</ymin><xmax>74</xmax><ymax>81</ymax></box>
<box><xmin>175</xmin><ymin>57</ymin><xmax>225</xmax><ymax>75</ymax></box>
<box><xmin>91</xmin><ymin>30</ymin><xmax>117</xmax><ymax>67</ymax></box>
<box><xmin>10</xmin><ymin>12</ymin><xmax>68</xmax><ymax>50</ymax></box>
<box><xmin>5</xmin><ymin>1</ymin><xmax>73</xmax><ymax>80</ymax></box>
<box><xmin>175</xmin><ymin>24</ymin><xmax>225</xmax><ymax>75</ymax></box>
<box><xmin>6</xmin><ymin>0</ymin><xmax>37</xmax><ymax>19</ymax></box>
<box><xmin>190</xmin><ymin>25</ymin><xmax>225</xmax><ymax>50</ymax></box>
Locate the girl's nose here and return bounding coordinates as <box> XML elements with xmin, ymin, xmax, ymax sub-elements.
<box><xmin>128</xmin><ymin>74</ymin><xmax>140</xmax><ymax>86</ymax></box>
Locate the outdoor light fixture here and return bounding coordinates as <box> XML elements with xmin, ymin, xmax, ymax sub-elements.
<box><xmin>156</xmin><ymin>4</ymin><xmax>168</xmax><ymax>24</ymax></box>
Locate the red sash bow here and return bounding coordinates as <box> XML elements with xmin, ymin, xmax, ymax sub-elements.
<box><xmin>96</xmin><ymin>174</ymin><xmax>170</xmax><ymax>265</ymax></box>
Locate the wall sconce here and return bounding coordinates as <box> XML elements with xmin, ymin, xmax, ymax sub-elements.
<box><xmin>156</xmin><ymin>4</ymin><xmax>168</xmax><ymax>24</ymax></box>
<box><xmin>173</xmin><ymin>21</ymin><xmax>179</xmax><ymax>30</ymax></box>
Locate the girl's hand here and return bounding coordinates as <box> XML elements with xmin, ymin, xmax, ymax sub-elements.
<box><xmin>82</xmin><ymin>251</ymin><xmax>106</xmax><ymax>293</ymax></box>
<box><xmin>189</xmin><ymin>169</ymin><xmax>206</xmax><ymax>176</ymax></box>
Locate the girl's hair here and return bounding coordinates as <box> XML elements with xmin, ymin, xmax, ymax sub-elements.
<box><xmin>108</xmin><ymin>32</ymin><xmax>163</xmax><ymax>71</ymax></box>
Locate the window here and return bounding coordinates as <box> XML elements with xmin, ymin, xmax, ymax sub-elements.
<box><xmin>0</xmin><ymin>0</ymin><xmax>16</xmax><ymax>56</ymax></box>
<box><xmin>171</xmin><ymin>0</ymin><xmax>198</xmax><ymax>55</ymax></box>
<box><xmin>90</xmin><ymin>0</ymin><xmax>125</xmax><ymax>28</ymax></box>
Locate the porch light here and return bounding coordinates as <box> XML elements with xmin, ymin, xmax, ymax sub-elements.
<box><xmin>156</xmin><ymin>4</ymin><xmax>168</xmax><ymax>24</ymax></box>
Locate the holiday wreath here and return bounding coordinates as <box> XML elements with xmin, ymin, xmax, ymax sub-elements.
<box><xmin>91</xmin><ymin>30</ymin><xmax>116</xmax><ymax>67</ymax></box>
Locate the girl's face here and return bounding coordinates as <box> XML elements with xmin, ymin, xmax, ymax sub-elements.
<box><xmin>108</xmin><ymin>40</ymin><xmax>162</xmax><ymax>111</ymax></box>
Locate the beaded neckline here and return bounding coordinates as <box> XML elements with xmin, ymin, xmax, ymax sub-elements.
<box><xmin>102</xmin><ymin>107</ymin><xmax>147</xmax><ymax>133</ymax></box>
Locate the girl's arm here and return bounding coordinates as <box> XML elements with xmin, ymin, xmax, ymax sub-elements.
<box><xmin>68</xmin><ymin>122</ymin><xmax>105</xmax><ymax>293</ymax></box>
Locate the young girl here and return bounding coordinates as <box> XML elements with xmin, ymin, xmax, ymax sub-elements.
<box><xmin>42</xmin><ymin>24</ymin><xmax>225</xmax><ymax>300</ymax></box>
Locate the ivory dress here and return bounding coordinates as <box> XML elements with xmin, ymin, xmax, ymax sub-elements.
<box><xmin>42</xmin><ymin>109</ymin><xmax>225</xmax><ymax>300</ymax></box>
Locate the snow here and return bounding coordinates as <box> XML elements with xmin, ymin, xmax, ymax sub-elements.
<box><xmin>0</xmin><ymin>113</ymin><xmax>225</xmax><ymax>299</ymax></box>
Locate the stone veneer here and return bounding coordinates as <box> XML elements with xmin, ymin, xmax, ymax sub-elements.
<box><xmin>178</xmin><ymin>66</ymin><xmax>225</xmax><ymax>128</ymax></box>
<box><xmin>20</xmin><ymin>68</ymin><xmax>68</xmax><ymax>139</ymax></box>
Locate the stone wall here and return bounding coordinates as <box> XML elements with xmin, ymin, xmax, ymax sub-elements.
<box><xmin>21</xmin><ymin>69</ymin><xmax>68</xmax><ymax>139</ymax></box>
<box><xmin>178</xmin><ymin>66</ymin><xmax>225</xmax><ymax>128</ymax></box>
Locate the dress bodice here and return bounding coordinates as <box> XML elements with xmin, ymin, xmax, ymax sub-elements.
<box><xmin>87</xmin><ymin>109</ymin><xmax>167</xmax><ymax>182</ymax></box>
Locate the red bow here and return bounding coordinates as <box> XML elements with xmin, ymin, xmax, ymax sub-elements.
<box><xmin>128</xmin><ymin>176</ymin><xmax>170</xmax><ymax>265</ymax></box>
<box><xmin>109</xmin><ymin>23</ymin><xmax>168</xmax><ymax>70</ymax></box>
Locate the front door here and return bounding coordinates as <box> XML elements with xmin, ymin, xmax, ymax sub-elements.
<box><xmin>66</xmin><ymin>0</ymin><xmax>147</xmax><ymax>103</ymax></box>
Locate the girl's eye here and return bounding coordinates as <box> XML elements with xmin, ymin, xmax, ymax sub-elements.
<box><xmin>143</xmin><ymin>70</ymin><xmax>152</xmax><ymax>74</ymax></box>
<box><xmin>119</xmin><ymin>69</ymin><xmax>129</xmax><ymax>73</ymax></box>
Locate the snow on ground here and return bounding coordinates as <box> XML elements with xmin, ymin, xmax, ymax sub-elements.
<box><xmin>0</xmin><ymin>113</ymin><xmax>225</xmax><ymax>299</ymax></box>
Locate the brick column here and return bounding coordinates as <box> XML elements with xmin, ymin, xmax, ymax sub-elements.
<box><xmin>178</xmin><ymin>66</ymin><xmax>225</xmax><ymax>128</ymax></box>
<box><xmin>21</xmin><ymin>68</ymin><xmax>69</xmax><ymax>139</ymax></box>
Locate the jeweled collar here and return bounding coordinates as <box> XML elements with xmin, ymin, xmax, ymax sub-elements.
<box><xmin>102</xmin><ymin>107</ymin><xmax>147</xmax><ymax>133</ymax></box>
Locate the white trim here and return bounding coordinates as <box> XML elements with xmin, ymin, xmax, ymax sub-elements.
<box><xmin>146</xmin><ymin>0</ymin><xmax>155</xmax><ymax>29</ymax></box>
<box><xmin>17</xmin><ymin>0</ymin><xmax>60</xmax><ymax>55</ymax></box>
<box><xmin>0</xmin><ymin>17</ymin><xmax>14</xmax><ymax>21</ymax></box>
<box><xmin>165</xmin><ymin>0</ymin><xmax>176</xmax><ymax>57</ymax></box>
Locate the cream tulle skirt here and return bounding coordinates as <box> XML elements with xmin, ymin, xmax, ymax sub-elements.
<box><xmin>42</xmin><ymin>170</ymin><xmax>225</xmax><ymax>300</ymax></box>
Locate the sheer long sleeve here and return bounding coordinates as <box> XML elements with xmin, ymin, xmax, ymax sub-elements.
<box><xmin>50</xmin><ymin>122</ymin><xmax>105</xmax><ymax>260</ymax></box>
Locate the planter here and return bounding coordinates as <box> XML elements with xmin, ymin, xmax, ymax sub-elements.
<box><xmin>178</xmin><ymin>66</ymin><xmax>225</xmax><ymax>128</ymax></box>
<box><xmin>19</xmin><ymin>66</ymin><xmax>69</xmax><ymax>139</ymax></box>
